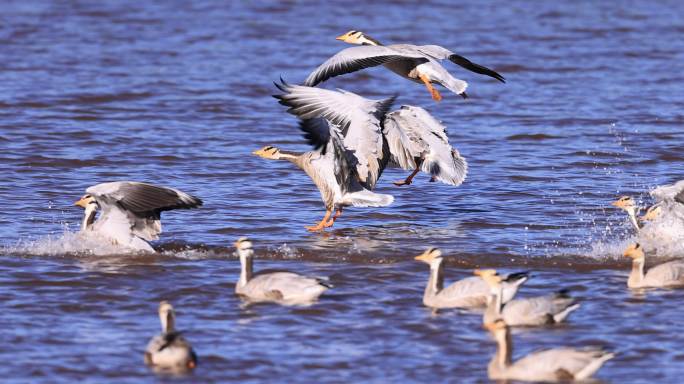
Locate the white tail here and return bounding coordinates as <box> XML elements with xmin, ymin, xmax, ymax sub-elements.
<box><xmin>440</xmin><ymin>74</ymin><xmax>468</xmax><ymax>96</ymax></box>
<box><xmin>341</xmin><ymin>190</ymin><xmax>394</xmax><ymax>207</ymax></box>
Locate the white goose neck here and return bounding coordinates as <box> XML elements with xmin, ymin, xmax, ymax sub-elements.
<box><xmin>238</xmin><ymin>251</ymin><xmax>254</xmax><ymax>287</ymax></box>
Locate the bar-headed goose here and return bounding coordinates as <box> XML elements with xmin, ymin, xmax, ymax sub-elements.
<box><xmin>485</xmin><ymin>318</ymin><xmax>614</xmax><ymax>382</ymax></box>
<box><xmin>414</xmin><ymin>248</ymin><xmax>528</xmax><ymax>309</ymax></box>
<box><xmin>144</xmin><ymin>301</ymin><xmax>197</xmax><ymax>372</ymax></box>
<box><xmin>74</xmin><ymin>181</ymin><xmax>202</xmax><ymax>252</ymax></box>
<box><xmin>475</xmin><ymin>269</ymin><xmax>579</xmax><ymax>326</ymax></box>
<box><xmin>305</xmin><ymin>30</ymin><xmax>505</xmax><ymax>101</ymax></box>
<box><xmin>623</xmin><ymin>243</ymin><xmax>684</xmax><ymax>288</ymax></box>
<box><xmin>234</xmin><ymin>237</ymin><xmax>331</xmax><ymax>305</ymax></box>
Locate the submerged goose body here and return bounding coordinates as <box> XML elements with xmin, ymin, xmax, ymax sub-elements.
<box><xmin>74</xmin><ymin>181</ymin><xmax>202</xmax><ymax>252</ymax></box>
<box><xmin>305</xmin><ymin>30</ymin><xmax>505</xmax><ymax>101</ymax></box>
<box><xmin>476</xmin><ymin>269</ymin><xmax>579</xmax><ymax>326</ymax></box>
<box><xmin>485</xmin><ymin>319</ymin><xmax>614</xmax><ymax>382</ymax></box>
<box><xmin>623</xmin><ymin>243</ymin><xmax>684</xmax><ymax>288</ymax></box>
<box><xmin>414</xmin><ymin>248</ymin><xmax>528</xmax><ymax>309</ymax></box>
<box><xmin>144</xmin><ymin>301</ymin><xmax>197</xmax><ymax>372</ymax></box>
<box><xmin>234</xmin><ymin>237</ymin><xmax>330</xmax><ymax>305</ymax></box>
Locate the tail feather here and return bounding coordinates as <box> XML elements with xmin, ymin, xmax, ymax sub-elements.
<box><xmin>341</xmin><ymin>190</ymin><xmax>394</xmax><ymax>207</ymax></box>
<box><xmin>439</xmin><ymin>75</ymin><xmax>468</xmax><ymax>97</ymax></box>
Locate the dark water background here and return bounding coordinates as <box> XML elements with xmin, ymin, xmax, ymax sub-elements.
<box><xmin>2</xmin><ymin>0</ymin><xmax>684</xmax><ymax>382</ymax></box>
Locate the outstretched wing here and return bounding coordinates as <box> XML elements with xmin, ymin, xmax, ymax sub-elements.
<box><xmin>87</xmin><ymin>181</ymin><xmax>202</xmax><ymax>240</ymax></box>
<box><xmin>415</xmin><ymin>45</ymin><xmax>506</xmax><ymax>83</ymax></box>
<box><xmin>383</xmin><ymin>105</ymin><xmax>467</xmax><ymax>186</ymax></box>
<box><xmin>274</xmin><ymin>80</ymin><xmax>395</xmax><ymax>189</ymax></box>
<box><xmin>304</xmin><ymin>45</ymin><xmax>428</xmax><ymax>86</ymax></box>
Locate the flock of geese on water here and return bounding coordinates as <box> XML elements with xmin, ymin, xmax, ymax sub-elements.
<box><xmin>67</xmin><ymin>31</ymin><xmax>684</xmax><ymax>381</ymax></box>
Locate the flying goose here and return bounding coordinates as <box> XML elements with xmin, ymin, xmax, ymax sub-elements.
<box><xmin>414</xmin><ymin>248</ymin><xmax>529</xmax><ymax>309</ymax></box>
<box><xmin>475</xmin><ymin>269</ymin><xmax>579</xmax><ymax>326</ymax></box>
<box><xmin>73</xmin><ymin>181</ymin><xmax>202</xmax><ymax>252</ymax></box>
<box><xmin>255</xmin><ymin>80</ymin><xmax>396</xmax><ymax>230</ymax></box>
<box><xmin>485</xmin><ymin>318</ymin><xmax>614</xmax><ymax>382</ymax></box>
<box><xmin>623</xmin><ymin>243</ymin><xmax>684</xmax><ymax>288</ymax></box>
<box><xmin>383</xmin><ymin>105</ymin><xmax>467</xmax><ymax>186</ymax></box>
<box><xmin>234</xmin><ymin>237</ymin><xmax>331</xmax><ymax>305</ymax></box>
<box><xmin>612</xmin><ymin>181</ymin><xmax>684</xmax><ymax>231</ymax></box>
<box><xmin>255</xmin><ymin>81</ymin><xmax>468</xmax><ymax>230</ymax></box>
<box><xmin>304</xmin><ymin>30</ymin><xmax>505</xmax><ymax>101</ymax></box>
<box><xmin>144</xmin><ymin>301</ymin><xmax>197</xmax><ymax>372</ymax></box>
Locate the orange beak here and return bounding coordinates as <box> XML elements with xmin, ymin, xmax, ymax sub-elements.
<box><xmin>336</xmin><ymin>34</ymin><xmax>347</xmax><ymax>41</ymax></box>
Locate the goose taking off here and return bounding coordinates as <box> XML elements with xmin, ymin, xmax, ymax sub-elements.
<box><xmin>304</xmin><ymin>30</ymin><xmax>505</xmax><ymax>101</ymax></box>
<box><xmin>383</xmin><ymin>105</ymin><xmax>467</xmax><ymax>186</ymax></box>
<box><xmin>255</xmin><ymin>80</ymin><xmax>396</xmax><ymax>231</ymax></box>
<box><xmin>73</xmin><ymin>181</ymin><xmax>202</xmax><ymax>252</ymax></box>
<box><xmin>475</xmin><ymin>269</ymin><xmax>580</xmax><ymax>326</ymax></box>
<box><xmin>485</xmin><ymin>318</ymin><xmax>614</xmax><ymax>382</ymax></box>
<box><xmin>414</xmin><ymin>248</ymin><xmax>529</xmax><ymax>309</ymax></box>
<box><xmin>255</xmin><ymin>81</ymin><xmax>468</xmax><ymax>230</ymax></box>
<box><xmin>144</xmin><ymin>301</ymin><xmax>197</xmax><ymax>372</ymax></box>
<box><xmin>612</xmin><ymin>181</ymin><xmax>684</xmax><ymax>231</ymax></box>
<box><xmin>234</xmin><ymin>237</ymin><xmax>331</xmax><ymax>305</ymax></box>
<box><xmin>623</xmin><ymin>243</ymin><xmax>684</xmax><ymax>288</ymax></box>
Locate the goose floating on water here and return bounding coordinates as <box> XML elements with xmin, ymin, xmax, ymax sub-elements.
<box><xmin>234</xmin><ymin>237</ymin><xmax>331</xmax><ymax>305</ymax></box>
<box><xmin>485</xmin><ymin>318</ymin><xmax>614</xmax><ymax>382</ymax></box>
<box><xmin>254</xmin><ymin>81</ymin><xmax>467</xmax><ymax>230</ymax></box>
<box><xmin>144</xmin><ymin>301</ymin><xmax>197</xmax><ymax>372</ymax></box>
<box><xmin>305</xmin><ymin>30</ymin><xmax>505</xmax><ymax>101</ymax></box>
<box><xmin>475</xmin><ymin>269</ymin><xmax>579</xmax><ymax>326</ymax></box>
<box><xmin>73</xmin><ymin>181</ymin><xmax>202</xmax><ymax>252</ymax></box>
<box><xmin>414</xmin><ymin>248</ymin><xmax>528</xmax><ymax>309</ymax></box>
<box><xmin>623</xmin><ymin>243</ymin><xmax>684</xmax><ymax>288</ymax></box>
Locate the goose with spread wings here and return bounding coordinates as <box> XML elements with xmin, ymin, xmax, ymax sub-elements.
<box><xmin>304</xmin><ymin>30</ymin><xmax>505</xmax><ymax>102</ymax></box>
<box><xmin>73</xmin><ymin>181</ymin><xmax>202</xmax><ymax>252</ymax></box>
<box><xmin>254</xmin><ymin>81</ymin><xmax>468</xmax><ymax>230</ymax></box>
<box><xmin>254</xmin><ymin>80</ymin><xmax>396</xmax><ymax>231</ymax></box>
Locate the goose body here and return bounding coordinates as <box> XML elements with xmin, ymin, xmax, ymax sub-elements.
<box><xmin>144</xmin><ymin>301</ymin><xmax>197</xmax><ymax>372</ymax></box>
<box><xmin>256</xmin><ymin>81</ymin><xmax>468</xmax><ymax>230</ymax></box>
<box><xmin>485</xmin><ymin>319</ymin><xmax>613</xmax><ymax>382</ymax></box>
<box><xmin>477</xmin><ymin>269</ymin><xmax>579</xmax><ymax>326</ymax></box>
<box><xmin>74</xmin><ymin>181</ymin><xmax>202</xmax><ymax>252</ymax></box>
<box><xmin>624</xmin><ymin>243</ymin><xmax>684</xmax><ymax>288</ymax></box>
<box><xmin>234</xmin><ymin>238</ymin><xmax>330</xmax><ymax>305</ymax></box>
<box><xmin>305</xmin><ymin>31</ymin><xmax>505</xmax><ymax>101</ymax></box>
<box><xmin>414</xmin><ymin>248</ymin><xmax>528</xmax><ymax>309</ymax></box>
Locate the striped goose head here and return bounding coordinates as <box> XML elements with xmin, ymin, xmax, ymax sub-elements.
<box><xmin>252</xmin><ymin>146</ymin><xmax>282</xmax><ymax>160</ymax></box>
<box><xmin>336</xmin><ymin>30</ymin><xmax>381</xmax><ymax>46</ymax></box>
<box><xmin>73</xmin><ymin>194</ymin><xmax>97</xmax><ymax>209</ymax></box>
<box><xmin>474</xmin><ymin>269</ymin><xmax>502</xmax><ymax>288</ymax></box>
<box><xmin>611</xmin><ymin>196</ymin><xmax>635</xmax><ymax>211</ymax></box>
<box><xmin>158</xmin><ymin>300</ymin><xmax>176</xmax><ymax>333</ymax></box>
<box><xmin>623</xmin><ymin>243</ymin><xmax>645</xmax><ymax>260</ymax></box>
<box><xmin>234</xmin><ymin>237</ymin><xmax>254</xmax><ymax>258</ymax></box>
<box><xmin>414</xmin><ymin>247</ymin><xmax>442</xmax><ymax>264</ymax></box>
<box><xmin>642</xmin><ymin>204</ymin><xmax>662</xmax><ymax>222</ymax></box>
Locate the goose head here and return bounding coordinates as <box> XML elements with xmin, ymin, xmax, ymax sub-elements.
<box><xmin>414</xmin><ymin>247</ymin><xmax>443</xmax><ymax>266</ymax></box>
<box><xmin>158</xmin><ymin>300</ymin><xmax>176</xmax><ymax>333</ymax></box>
<box><xmin>336</xmin><ymin>30</ymin><xmax>381</xmax><ymax>46</ymax></box>
<box><xmin>252</xmin><ymin>146</ymin><xmax>283</xmax><ymax>160</ymax></box>
<box><xmin>611</xmin><ymin>196</ymin><xmax>636</xmax><ymax>211</ymax></box>
<box><xmin>234</xmin><ymin>237</ymin><xmax>254</xmax><ymax>259</ymax></box>
<box><xmin>642</xmin><ymin>205</ymin><xmax>662</xmax><ymax>222</ymax></box>
<box><xmin>474</xmin><ymin>269</ymin><xmax>502</xmax><ymax>287</ymax></box>
<box><xmin>623</xmin><ymin>243</ymin><xmax>645</xmax><ymax>261</ymax></box>
<box><xmin>74</xmin><ymin>194</ymin><xmax>97</xmax><ymax>209</ymax></box>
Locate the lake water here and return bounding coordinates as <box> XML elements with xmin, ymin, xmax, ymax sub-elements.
<box><xmin>1</xmin><ymin>0</ymin><xmax>684</xmax><ymax>382</ymax></box>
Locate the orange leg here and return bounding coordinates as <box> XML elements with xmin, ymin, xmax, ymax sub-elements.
<box><xmin>394</xmin><ymin>159</ymin><xmax>423</xmax><ymax>186</ymax></box>
<box><xmin>326</xmin><ymin>207</ymin><xmax>343</xmax><ymax>226</ymax></box>
<box><xmin>306</xmin><ymin>210</ymin><xmax>333</xmax><ymax>231</ymax></box>
<box><xmin>419</xmin><ymin>73</ymin><xmax>442</xmax><ymax>102</ymax></box>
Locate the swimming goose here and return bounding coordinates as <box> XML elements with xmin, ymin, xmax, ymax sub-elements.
<box><xmin>234</xmin><ymin>237</ymin><xmax>331</xmax><ymax>305</ymax></box>
<box><xmin>144</xmin><ymin>301</ymin><xmax>197</xmax><ymax>372</ymax></box>
<box><xmin>414</xmin><ymin>248</ymin><xmax>529</xmax><ymax>309</ymax></box>
<box><xmin>485</xmin><ymin>318</ymin><xmax>614</xmax><ymax>382</ymax></box>
<box><xmin>74</xmin><ymin>181</ymin><xmax>202</xmax><ymax>252</ymax></box>
<box><xmin>383</xmin><ymin>105</ymin><xmax>467</xmax><ymax>186</ymax></box>
<box><xmin>623</xmin><ymin>243</ymin><xmax>684</xmax><ymax>288</ymax></box>
<box><xmin>475</xmin><ymin>269</ymin><xmax>580</xmax><ymax>326</ymax></box>
<box><xmin>304</xmin><ymin>30</ymin><xmax>505</xmax><ymax>101</ymax></box>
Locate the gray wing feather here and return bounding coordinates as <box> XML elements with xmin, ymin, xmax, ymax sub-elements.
<box><xmin>415</xmin><ymin>45</ymin><xmax>506</xmax><ymax>83</ymax></box>
<box><xmin>304</xmin><ymin>45</ymin><xmax>428</xmax><ymax>86</ymax></box>
<box><xmin>384</xmin><ymin>106</ymin><xmax>467</xmax><ymax>186</ymax></box>
<box><xmin>274</xmin><ymin>80</ymin><xmax>394</xmax><ymax>189</ymax></box>
<box><xmin>87</xmin><ymin>181</ymin><xmax>202</xmax><ymax>241</ymax></box>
